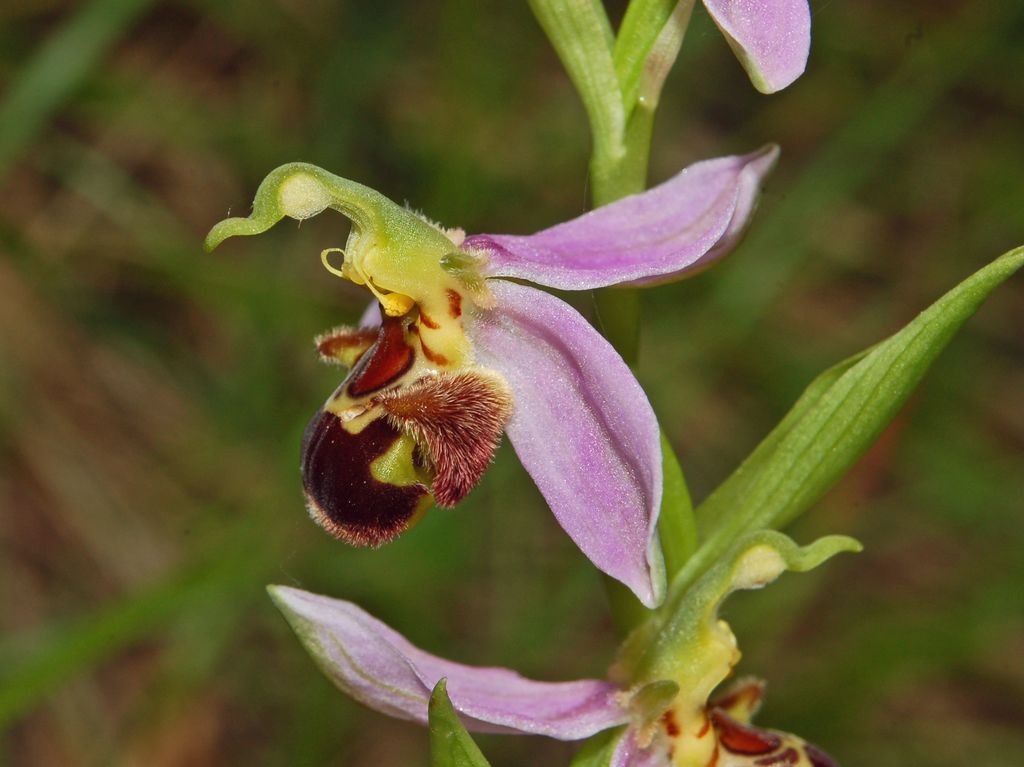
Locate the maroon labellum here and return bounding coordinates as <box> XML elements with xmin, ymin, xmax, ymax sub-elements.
<box><xmin>301</xmin><ymin>308</ymin><xmax>512</xmax><ymax>547</ymax></box>
<box><xmin>301</xmin><ymin>412</ymin><xmax>429</xmax><ymax>547</ymax></box>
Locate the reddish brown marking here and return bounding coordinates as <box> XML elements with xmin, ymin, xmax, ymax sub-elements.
<box><xmin>697</xmin><ymin>717</ymin><xmax>711</xmax><ymax>738</ymax></box>
<box><xmin>377</xmin><ymin>371</ymin><xmax>512</xmax><ymax>506</ymax></box>
<box><xmin>711</xmin><ymin>679</ymin><xmax>765</xmax><ymax>719</ymax></box>
<box><xmin>804</xmin><ymin>744</ymin><xmax>841</xmax><ymax>767</ymax></box>
<box><xmin>447</xmin><ymin>289</ymin><xmax>462</xmax><ymax>318</ymax></box>
<box><xmin>755</xmin><ymin>747</ymin><xmax>799</xmax><ymax>765</ymax></box>
<box><xmin>703</xmin><ymin>745</ymin><xmax>720</xmax><ymax>767</ymax></box>
<box><xmin>661</xmin><ymin>710</ymin><xmax>681</xmax><ymax>738</ymax></box>
<box><xmin>317</xmin><ymin>327</ymin><xmax>378</xmax><ymax>361</ymax></box>
<box><xmin>301</xmin><ymin>412</ymin><xmax>428</xmax><ymax>547</ymax></box>
<box><xmin>418</xmin><ymin>337</ymin><xmax>449</xmax><ymax>366</ymax></box>
<box><xmin>418</xmin><ymin>310</ymin><xmax>440</xmax><ymax>329</ymax></box>
<box><xmin>710</xmin><ymin>709</ymin><xmax>781</xmax><ymax>756</ymax></box>
<box><xmin>347</xmin><ymin>315</ymin><xmax>414</xmax><ymax>397</ymax></box>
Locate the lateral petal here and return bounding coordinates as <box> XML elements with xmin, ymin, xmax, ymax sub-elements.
<box><xmin>269</xmin><ymin>586</ymin><xmax>627</xmax><ymax>739</ymax></box>
<box><xmin>468</xmin><ymin>282</ymin><xmax>665</xmax><ymax>607</ymax></box>
<box><xmin>464</xmin><ymin>147</ymin><xmax>777</xmax><ymax>291</ymax></box>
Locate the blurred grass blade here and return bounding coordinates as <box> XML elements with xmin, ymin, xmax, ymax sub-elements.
<box><xmin>429</xmin><ymin>679</ymin><xmax>492</xmax><ymax>767</ymax></box>
<box><xmin>679</xmin><ymin>246</ymin><xmax>1024</xmax><ymax>591</ymax></box>
<box><xmin>0</xmin><ymin>0</ymin><xmax>155</xmax><ymax>175</ymax></box>
<box><xmin>0</xmin><ymin>540</ymin><xmax>255</xmax><ymax>729</ymax></box>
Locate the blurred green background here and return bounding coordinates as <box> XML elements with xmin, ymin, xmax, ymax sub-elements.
<box><xmin>1</xmin><ymin>1</ymin><xmax>1022</xmax><ymax>765</ymax></box>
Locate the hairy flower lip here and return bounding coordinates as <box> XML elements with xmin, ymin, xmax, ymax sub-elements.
<box><xmin>375</xmin><ymin>368</ymin><xmax>513</xmax><ymax>507</ymax></box>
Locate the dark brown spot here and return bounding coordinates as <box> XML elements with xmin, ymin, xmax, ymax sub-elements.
<box><xmin>710</xmin><ymin>709</ymin><xmax>781</xmax><ymax>756</ymax></box>
<box><xmin>377</xmin><ymin>370</ymin><xmax>511</xmax><ymax>506</ymax></box>
<box><xmin>805</xmin><ymin>744</ymin><xmax>841</xmax><ymax>767</ymax></box>
<box><xmin>347</xmin><ymin>315</ymin><xmax>414</xmax><ymax>397</ymax></box>
<box><xmin>447</xmin><ymin>289</ymin><xmax>462</xmax><ymax>318</ymax></box>
<box><xmin>301</xmin><ymin>411</ymin><xmax>428</xmax><ymax>547</ymax></box>
<box><xmin>661</xmin><ymin>710</ymin><xmax>680</xmax><ymax>738</ymax></box>
<box><xmin>755</xmin><ymin>747</ymin><xmax>799</xmax><ymax>765</ymax></box>
<box><xmin>418</xmin><ymin>309</ymin><xmax>440</xmax><ymax>330</ymax></box>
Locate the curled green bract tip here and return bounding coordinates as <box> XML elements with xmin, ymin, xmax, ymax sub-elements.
<box><xmin>634</xmin><ymin>530</ymin><xmax>861</xmax><ymax>686</ymax></box>
<box><xmin>205</xmin><ymin>162</ymin><xmax>387</xmax><ymax>252</ymax></box>
<box><xmin>204</xmin><ymin>162</ymin><xmax>472</xmax><ymax>324</ymax></box>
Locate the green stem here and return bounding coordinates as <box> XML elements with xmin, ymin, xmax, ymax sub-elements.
<box><xmin>591</xmin><ymin>100</ymin><xmax>656</xmax><ymax>364</ymax></box>
<box><xmin>532</xmin><ymin>0</ymin><xmax>699</xmax><ymax>626</ymax></box>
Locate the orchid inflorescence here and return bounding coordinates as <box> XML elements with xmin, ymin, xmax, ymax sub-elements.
<box><xmin>206</xmin><ymin>2</ymin><xmax>1024</xmax><ymax>765</ymax></box>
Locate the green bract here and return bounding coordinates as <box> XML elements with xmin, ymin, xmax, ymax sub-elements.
<box><xmin>429</xmin><ymin>680</ymin><xmax>492</xmax><ymax>767</ymax></box>
<box><xmin>633</xmin><ymin>532</ymin><xmax>862</xmax><ymax>684</ymax></box>
<box><xmin>670</xmin><ymin>246</ymin><xmax>1024</xmax><ymax>593</ymax></box>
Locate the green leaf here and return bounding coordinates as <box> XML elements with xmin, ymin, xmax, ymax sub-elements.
<box><xmin>568</xmin><ymin>726</ymin><xmax>627</xmax><ymax>767</ymax></box>
<box><xmin>658</xmin><ymin>430</ymin><xmax>698</xmax><ymax>579</ymax></box>
<box><xmin>681</xmin><ymin>246</ymin><xmax>1024</xmax><ymax>593</ymax></box>
<box><xmin>429</xmin><ymin>679</ymin><xmax>492</xmax><ymax>767</ymax></box>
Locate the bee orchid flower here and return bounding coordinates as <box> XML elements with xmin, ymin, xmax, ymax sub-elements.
<box><xmin>205</xmin><ymin>146</ymin><xmax>777</xmax><ymax>608</ymax></box>
<box><xmin>269</xmin><ymin>531</ymin><xmax>857</xmax><ymax>766</ymax></box>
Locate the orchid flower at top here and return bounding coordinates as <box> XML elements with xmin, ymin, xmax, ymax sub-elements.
<box><xmin>205</xmin><ymin>147</ymin><xmax>777</xmax><ymax>608</ymax></box>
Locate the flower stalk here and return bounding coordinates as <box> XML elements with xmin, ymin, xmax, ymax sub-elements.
<box><xmin>529</xmin><ymin>0</ymin><xmax>703</xmax><ymax>627</ymax></box>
